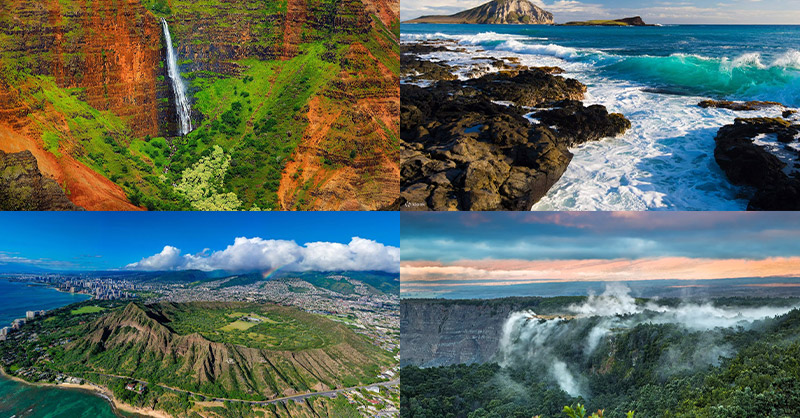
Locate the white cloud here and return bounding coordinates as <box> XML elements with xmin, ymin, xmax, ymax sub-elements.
<box><xmin>126</xmin><ymin>237</ymin><xmax>399</xmax><ymax>273</ymax></box>
<box><xmin>127</xmin><ymin>246</ymin><xmax>185</xmax><ymax>271</ymax></box>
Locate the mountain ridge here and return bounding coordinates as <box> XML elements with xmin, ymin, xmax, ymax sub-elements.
<box><xmin>60</xmin><ymin>301</ymin><xmax>392</xmax><ymax>400</ymax></box>
<box><xmin>404</xmin><ymin>0</ymin><xmax>554</xmax><ymax>24</ymax></box>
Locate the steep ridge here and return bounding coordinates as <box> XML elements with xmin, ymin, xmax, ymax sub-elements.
<box><xmin>405</xmin><ymin>0</ymin><xmax>553</xmax><ymax>24</ymax></box>
<box><xmin>275</xmin><ymin>0</ymin><xmax>400</xmax><ymax>210</ymax></box>
<box><xmin>62</xmin><ymin>302</ymin><xmax>391</xmax><ymax>400</ymax></box>
<box><xmin>0</xmin><ymin>149</ymin><xmax>83</xmax><ymax>210</ymax></box>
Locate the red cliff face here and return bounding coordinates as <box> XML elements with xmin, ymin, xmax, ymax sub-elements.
<box><xmin>278</xmin><ymin>0</ymin><xmax>400</xmax><ymax>210</ymax></box>
<box><xmin>0</xmin><ymin>0</ymin><xmax>161</xmax><ymax>210</ymax></box>
<box><xmin>2</xmin><ymin>0</ymin><xmax>162</xmax><ymax>135</ymax></box>
<box><xmin>54</xmin><ymin>0</ymin><xmax>162</xmax><ymax>136</ymax></box>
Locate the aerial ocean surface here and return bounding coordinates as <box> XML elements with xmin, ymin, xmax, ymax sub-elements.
<box><xmin>401</xmin><ymin>24</ymin><xmax>800</xmax><ymax>210</ymax></box>
<box><xmin>0</xmin><ymin>278</ymin><xmax>121</xmax><ymax>418</ymax></box>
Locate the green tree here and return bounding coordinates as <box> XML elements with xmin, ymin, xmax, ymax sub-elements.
<box><xmin>175</xmin><ymin>145</ymin><xmax>242</xmax><ymax>211</ymax></box>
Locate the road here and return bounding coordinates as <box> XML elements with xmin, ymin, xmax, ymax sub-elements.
<box><xmin>81</xmin><ymin>371</ymin><xmax>398</xmax><ymax>405</ymax></box>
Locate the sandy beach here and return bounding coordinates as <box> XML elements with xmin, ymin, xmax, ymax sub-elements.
<box><xmin>0</xmin><ymin>366</ymin><xmax>170</xmax><ymax>418</ymax></box>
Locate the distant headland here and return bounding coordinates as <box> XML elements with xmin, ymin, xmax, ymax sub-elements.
<box><xmin>561</xmin><ymin>16</ymin><xmax>653</xmax><ymax>26</ymax></box>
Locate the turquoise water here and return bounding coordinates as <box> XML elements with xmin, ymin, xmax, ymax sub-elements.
<box><xmin>402</xmin><ymin>24</ymin><xmax>800</xmax><ymax>105</ymax></box>
<box><xmin>401</xmin><ymin>24</ymin><xmax>800</xmax><ymax>210</ymax></box>
<box><xmin>0</xmin><ymin>379</ymin><xmax>120</xmax><ymax>418</ymax></box>
<box><xmin>0</xmin><ymin>278</ymin><xmax>121</xmax><ymax>417</ymax></box>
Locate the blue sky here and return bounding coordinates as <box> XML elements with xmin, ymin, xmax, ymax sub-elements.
<box><xmin>0</xmin><ymin>212</ymin><xmax>398</xmax><ymax>272</ymax></box>
<box><xmin>401</xmin><ymin>0</ymin><xmax>800</xmax><ymax>24</ymax></box>
<box><xmin>401</xmin><ymin>212</ymin><xmax>800</xmax><ymax>297</ymax></box>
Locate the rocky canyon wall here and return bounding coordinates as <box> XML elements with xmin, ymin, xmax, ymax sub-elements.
<box><xmin>0</xmin><ymin>0</ymin><xmax>162</xmax><ymax>135</ymax></box>
<box><xmin>401</xmin><ymin>300</ymin><xmax>519</xmax><ymax>367</ymax></box>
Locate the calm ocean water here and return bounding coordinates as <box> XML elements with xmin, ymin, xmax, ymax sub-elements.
<box><xmin>401</xmin><ymin>24</ymin><xmax>800</xmax><ymax>210</ymax></box>
<box><xmin>0</xmin><ymin>279</ymin><xmax>120</xmax><ymax>417</ymax></box>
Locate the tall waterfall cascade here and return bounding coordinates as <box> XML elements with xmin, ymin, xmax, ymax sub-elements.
<box><xmin>160</xmin><ymin>18</ymin><xmax>193</xmax><ymax>136</ymax></box>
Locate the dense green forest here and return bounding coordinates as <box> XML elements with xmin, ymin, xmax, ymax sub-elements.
<box><xmin>402</xmin><ymin>305</ymin><xmax>800</xmax><ymax>418</ymax></box>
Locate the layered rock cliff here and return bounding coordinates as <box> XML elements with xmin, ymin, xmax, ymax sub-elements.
<box><xmin>401</xmin><ymin>300</ymin><xmax>517</xmax><ymax>367</ymax></box>
<box><xmin>0</xmin><ymin>0</ymin><xmax>162</xmax><ymax>135</ymax></box>
<box><xmin>405</xmin><ymin>0</ymin><xmax>553</xmax><ymax>24</ymax></box>
<box><xmin>401</xmin><ymin>298</ymin><xmax>586</xmax><ymax>367</ymax></box>
<box><xmin>0</xmin><ymin>0</ymin><xmax>160</xmax><ymax>210</ymax></box>
<box><xmin>0</xmin><ymin>150</ymin><xmax>83</xmax><ymax>210</ymax></box>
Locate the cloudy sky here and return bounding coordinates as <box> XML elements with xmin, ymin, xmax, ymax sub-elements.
<box><xmin>401</xmin><ymin>0</ymin><xmax>800</xmax><ymax>24</ymax></box>
<box><xmin>0</xmin><ymin>212</ymin><xmax>398</xmax><ymax>273</ymax></box>
<box><xmin>401</xmin><ymin>212</ymin><xmax>800</xmax><ymax>298</ymax></box>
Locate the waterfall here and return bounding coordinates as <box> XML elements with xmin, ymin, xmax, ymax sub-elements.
<box><xmin>160</xmin><ymin>18</ymin><xmax>193</xmax><ymax>136</ymax></box>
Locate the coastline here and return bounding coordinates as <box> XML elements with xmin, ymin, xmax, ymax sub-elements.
<box><xmin>0</xmin><ymin>366</ymin><xmax>170</xmax><ymax>418</ymax></box>
<box><xmin>400</xmin><ymin>24</ymin><xmax>800</xmax><ymax>211</ymax></box>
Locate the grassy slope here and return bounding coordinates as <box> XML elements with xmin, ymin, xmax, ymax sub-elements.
<box><xmin>181</xmin><ymin>48</ymin><xmax>337</xmax><ymax>209</ymax></box>
<box><xmin>29</xmin><ymin>77</ymin><xmax>190</xmax><ymax>209</ymax></box>
<box><xmin>0</xmin><ymin>300</ymin><xmax>391</xmax><ymax>416</ymax></box>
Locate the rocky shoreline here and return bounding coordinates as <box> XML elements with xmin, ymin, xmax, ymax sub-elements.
<box><xmin>399</xmin><ymin>41</ymin><xmax>631</xmax><ymax>210</ymax></box>
<box><xmin>711</xmin><ymin>111</ymin><xmax>800</xmax><ymax>210</ymax></box>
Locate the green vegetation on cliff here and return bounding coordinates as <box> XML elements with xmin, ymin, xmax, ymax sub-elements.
<box><xmin>401</xmin><ymin>302</ymin><xmax>800</xmax><ymax>418</ymax></box>
<box><xmin>0</xmin><ymin>0</ymin><xmax>399</xmax><ymax>210</ymax></box>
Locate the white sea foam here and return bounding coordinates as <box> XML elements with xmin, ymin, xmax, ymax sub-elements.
<box><xmin>531</xmin><ymin>80</ymin><xmax>785</xmax><ymax>211</ymax></box>
<box><xmin>773</xmin><ymin>49</ymin><xmax>800</xmax><ymax>69</ymax></box>
<box><xmin>406</xmin><ymin>33</ymin><xmax>796</xmax><ymax>210</ymax></box>
<box><xmin>723</xmin><ymin>52</ymin><xmax>767</xmax><ymax>70</ymax></box>
<box><xmin>495</xmin><ymin>40</ymin><xmax>581</xmax><ymax>59</ymax></box>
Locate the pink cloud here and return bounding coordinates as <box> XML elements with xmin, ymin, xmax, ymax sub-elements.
<box><xmin>401</xmin><ymin>257</ymin><xmax>800</xmax><ymax>286</ymax></box>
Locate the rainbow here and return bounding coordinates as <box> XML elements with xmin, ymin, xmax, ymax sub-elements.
<box><xmin>261</xmin><ymin>265</ymin><xmax>287</xmax><ymax>280</ymax></box>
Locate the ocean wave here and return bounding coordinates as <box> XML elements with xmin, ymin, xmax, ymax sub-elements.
<box><xmin>405</xmin><ymin>32</ymin><xmax>800</xmax><ymax>106</ymax></box>
<box><xmin>400</xmin><ymin>32</ymin><xmax>454</xmax><ymax>41</ymax></box>
<box><xmin>772</xmin><ymin>49</ymin><xmax>800</xmax><ymax>69</ymax></box>
<box><xmin>495</xmin><ymin>40</ymin><xmax>581</xmax><ymax>59</ymax></box>
<box><xmin>601</xmin><ymin>52</ymin><xmax>800</xmax><ymax>105</ymax></box>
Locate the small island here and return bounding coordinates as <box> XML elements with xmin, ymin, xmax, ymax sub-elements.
<box><xmin>561</xmin><ymin>16</ymin><xmax>652</xmax><ymax>26</ymax></box>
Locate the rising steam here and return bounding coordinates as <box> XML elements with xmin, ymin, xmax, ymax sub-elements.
<box><xmin>496</xmin><ymin>283</ymin><xmax>799</xmax><ymax>398</ymax></box>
